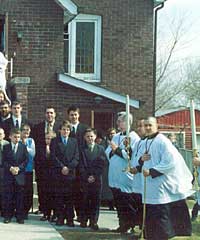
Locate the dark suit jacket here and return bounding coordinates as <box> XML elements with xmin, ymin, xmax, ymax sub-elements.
<box><xmin>3</xmin><ymin>115</ymin><xmax>30</xmax><ymax>140</ymax></box>
<box><xmin>79</xmin><ymin>144</ymin><xmax>106</xmax><ymax>186</ymax></box>
<box><xmin>69</xmin><ymin>122</ymin><xmax>88</xmax><ymax>148</ymax></box>
<box><xmin>2</xmin><ymin>142</ymin><xmax>28</xmax><ymax>186</ymax></box>
<box><xmin>50</xmin><ymin>136</ymin><xmax>79</xmax><ymax>180</ymax></box>
<box><xmin>34</xmin><ymin>144</ymin><xmax>53</xmax><ymax>181</ymax></box>
<box><xmin>32</xmin><ymin>121</ymin><xmax>60</xmax><ymax>148</ymax></box>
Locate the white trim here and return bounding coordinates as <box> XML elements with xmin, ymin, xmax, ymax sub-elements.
<box><xmin>54</xmin><ymin>0</ymin><xmax>77</xmax><ymax>15</ymax></box>
<box><xmin>68</xmin><ymin>14</ymin><xmax>102</xmax><ymax>82</ymax></box>
<box><xmin>58</xmin><ymin>73</ymin><xmax>140</xmax><ymax>109</ymax></box>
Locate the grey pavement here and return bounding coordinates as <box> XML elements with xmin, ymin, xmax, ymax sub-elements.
<box><xmin>0</xmin><ymin>214</ymin><xmax>64</xmax><ymax>240</ymax></box>
<box><xmin>0</xmin><ymin>208</ymin><xmax>119</xmax><ymax>240</ymax></box>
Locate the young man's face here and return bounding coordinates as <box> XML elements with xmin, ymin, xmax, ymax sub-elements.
<box><xmin>108</xmin><ymin>130</ymin><xmax>116</xmax><ymax>140</ymax></box>
<box><xmin>21</xmin><ymin>126</ymin><xmax>31</xmax><ymax>139</ymax></box>
<box><xmin>60</xmin><ymin>126</ymin><xmax>71</xmax><ymax>138</ymax></box>
<box><xmin>0</xmin><ymin>129</ymin><xmax>5</xmax><ymax>141</ymax></box>
<box><xmin>12</xmin><ymin>104</ymin><xmax>22</xmax><ymax>117</ymax></box>
<box><xmin>0</xmin><ymin>103</ymin><xmax>10</xmax><ymax>117</ymax></box>
<box><xmin>10</xmin><ymin>133</ymin><xmax>21</xmax><ymax>144</ymax></box>
<box><xmin>137</xmin><ymin>120</ymin><xmax>146</xmax><ymax>138</ymax></box>
<box><xmin>45</xmin><ymin>108</ymin><xmax>56</xmax><ymax>123</ymax></box>
<box><xmin>68</xmin><ymin>110</ymin><xmax>80</xmax><ymax>124</ymax></box>
<box><xmin>84</xmin><ymin>131</ymin><xmax>96</xmax><ymax>145</ymax></box>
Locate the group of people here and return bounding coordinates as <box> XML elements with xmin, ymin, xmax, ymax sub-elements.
<box><xmin>106</xmin><ymin>113</ymin><xmax>194</xmax><ymax>239</ymax></box>
<box><xmin>0</xmin><ymin>101</ymin><xmax>107</xmax><ymax>231</ymax></box>
<box><xmin>0</xmin><ymin>96</ymin><xmax>198</xmax><ymax>239</ymax></box>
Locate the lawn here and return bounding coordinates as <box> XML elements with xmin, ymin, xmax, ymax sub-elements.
<box><xmin>59</xmin><ymin>200</ymin><xmax>200</xmax><ymax>240</ymax></box>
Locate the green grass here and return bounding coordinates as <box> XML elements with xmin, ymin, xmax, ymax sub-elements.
<box><xmin>59</xmin><ymin>200</ymin><xmax>200</xmax><ymax>240</ymax></box>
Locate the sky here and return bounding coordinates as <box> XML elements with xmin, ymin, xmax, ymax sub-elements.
<box><xmin>158</xmin><ymin>0</ymin><xmax>200</xmax><ymax>60</ymax></box>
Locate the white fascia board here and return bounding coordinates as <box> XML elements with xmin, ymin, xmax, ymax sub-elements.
<box><xmin>154</xmin><ymin>0</ymin><xmax>167</xmax><ymax>7</ymax></box>
<box><xmin>55</xmin><ymin>0</ymin><xmax>77</xmax><ymax>15</ymax></box>
<box><xmin>58</xmin><ymin>73</ymin><xmax>140</xmax><ymax>109</ymax></box>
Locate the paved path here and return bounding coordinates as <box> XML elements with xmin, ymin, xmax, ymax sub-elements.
<box><xmin>0</xmin><ymin>214</ymin><xmax>64</xmax><ymax>240</ymax></box>
<box><xmin>0</xmin><ymin>208</ymin><xmax>119</xmax><ymax>240</ymax></box>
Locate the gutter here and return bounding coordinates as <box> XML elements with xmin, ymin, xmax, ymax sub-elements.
<box><xmin>152</xmin><ymin>2</ymin><xmax>165</xmax><ymax>116</ymax></box>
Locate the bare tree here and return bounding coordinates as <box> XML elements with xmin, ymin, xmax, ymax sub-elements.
<box><xmin>155</xmin><ymin>11</ymin><xmax>199</xmax><ymax>112</ymax></box>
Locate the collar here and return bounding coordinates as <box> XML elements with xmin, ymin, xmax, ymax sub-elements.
<box><xmin>1</xmin><ymin>113</ymin><xmax>11</xmax><ymax>121</ymax></box>
<box><xmin>71</xmin><ymin>122</ymin><xmax>79</xmax><ymax>129</ymax></box>
<box><xmin>147</xmin><ymin>132</ymin><xmax>159</xmax><ymax>139</ymax></box>
<box><xmin>120</xmin><ymin>131</ymin><xmax>126</xmax><ymax>136</ymax></box>
<box><xmin>45</xmin><ymin>120</ymin><xmax>55</xmax><ymax>127</ymax></box>
<box><xmin>12</xmin><ymin>115</ymin><xmax>22</xmax><ymax>122</ymax></box>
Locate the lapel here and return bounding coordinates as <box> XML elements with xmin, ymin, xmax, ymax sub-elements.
<box><xmin>85</xmin><ymin>144</ymin><xmax>98</xmax><ymax>162</ymax></box>
<box><xmin>15</xmin><ymin>143</ymin><xmax>21</xmax><ymax>160</ymax></box>
<box><xmin>58</xmin><ymin>137</ymin><xmax>71</xmax><ymax>157</ymax></box>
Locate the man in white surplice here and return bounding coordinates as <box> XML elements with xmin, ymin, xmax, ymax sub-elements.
<box><xmin>105</xmin><ymin>111</ymin><xmax>139</xmax><ymax>233</ymax></box>
<box><xmin>138</xmin><ymin>117</ymin><xmax>193</xmax><ymax>240</ymax></box>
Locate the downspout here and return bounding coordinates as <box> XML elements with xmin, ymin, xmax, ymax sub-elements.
<box><xmin>153</xmin><ymin>3</ymin><xmax>164</xmax><ymax>115</ymax></box>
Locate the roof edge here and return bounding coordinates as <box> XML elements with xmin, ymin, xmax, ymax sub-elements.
<box><xmin>58</xmin><ymin>73</ymin><xmax>140</xmax><ymax>109</ymax></box>
<box><xmin>54</xmin><ymin>0</ymin><xmax>78</xmax><ymax>15</ymax></box>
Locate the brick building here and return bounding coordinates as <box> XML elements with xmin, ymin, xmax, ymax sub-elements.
<box><xmin>0</xmin><ymin>0</ymin><xmax>163</xmax><ymax>133</ymax></box>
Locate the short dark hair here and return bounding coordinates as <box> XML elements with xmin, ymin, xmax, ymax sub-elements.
<box><xmin>11</xmin><ymin>101</ymin><xmax>21</xmax><ymax>107</ymax></box>
<box><xmin>46</xmin><ymin>106</ymin><xmax>56</xmax><ymax>112</ymax></box>
<box><xmin>10</xmin><ymin>128</ymin><xmax>21</xmax><ymax>136</ymax></box>
<box><xmin>0</xmin><ymin>100</ymin><xmax>10</xmax><ymax>106</ymax></box>
<box><xmin>67</xmin><ymin>105</ymin><xmax>80</xmax><ymax>115</ymax></box>
<box><xmin>59</xmin><ymin>120</ymin><xmax>71</xmax><ymax>130</ymax></box>
<box><xmin>21</xmin><ymin>123</ymin><xmax>31</xmax><ymax>131</ymax></box>
<box><xmin>84</xmin><ymin>128</ymin><xmax>97</xmax><ymax>136</ymax></box>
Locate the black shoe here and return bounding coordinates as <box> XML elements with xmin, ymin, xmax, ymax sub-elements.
<box><xmin>56</xmin><ymin>219</ymin><xmax>64</xmax><ymax>226</ymax></box>
<box><xmin>75</xmin><ymin>216</ymin><xmax>82</xmax><ymax>222</ymax></box>
<box><xmin>111</xmin><ymin>226</ymin><xmax>129</xmax><ymax>233</ymax></box>
<box><xmin>40</xmin><ymin>215</ymin><xmax>49</xmax><ymax>221</ymax></box>
<box><xmin>17</xmin><ymin>219</ymin><xmax>24</xmax><ymax>224</ymax></box>
<box><xmin>4</xmin><ymin>218</ymin><xmax>11</xmax><ymax>224</ymax></box>
<box><xmin>34</xmin><ymin>210</ymin><xmax>42</xmax><ymax>215</ymax></box>
<box><xmin>50</xmin><ymin>215</ymin><xmax>58</xmax><ymax>222</ymax></box>
<box><xmin>80</xmin><ymin>222</ymin><xmax>87</xmax><ymax>228</ymax></box>
<box><xmin>90</xmin><ymin>223</ymin><xmax>99</xmax><ymax>231</ymax></box>
<box><xmin>66</xmin><ymin>221</ymin><xmax>75</xmax><ymax>227</ymax></box>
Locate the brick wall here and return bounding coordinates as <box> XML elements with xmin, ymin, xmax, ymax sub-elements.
<box><xmin>0</xmin><ymin>0</ymin><xmax>154</xmax><ymax>129</ymax></box>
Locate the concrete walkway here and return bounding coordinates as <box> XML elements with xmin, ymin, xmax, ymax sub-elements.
<box><xmin>0</xmin><ymin>208</ymin><xmax>119</xmax><ymax>240</ymax></box>
<box><xmin>0</xmin><ymin>214</ymin><xmax>64</xmax><ymax>240</ymax></box>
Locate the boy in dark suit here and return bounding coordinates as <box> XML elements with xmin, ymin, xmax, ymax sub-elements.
<box><xmin>3</xmin><ymin>101</ymin><xmax>30</xmax><ymax>140</ymax></box>
<box><xmin>79</xmin><ymin>128</ymin><xmax>105</xmax><ymax>230</ymax></box>
<box><xmin>67</xmin><ymin>105</ymin><xmax>88</xmax><ymax>222</ymax></box>
<box><xmin>50</xmin><ymin>121</ymin><xmax>79</xmax><ymax>227</ymax></box>
<box><xmin>2</xmin><ymin>128</ymin><xmax>28</xmax><ymax>224</ymax></box>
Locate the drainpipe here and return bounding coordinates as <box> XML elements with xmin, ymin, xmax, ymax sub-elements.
<box><xmin>153</xmin><ymin>2</ymin><xmax>165</xmax><ymax>115</ymax></box>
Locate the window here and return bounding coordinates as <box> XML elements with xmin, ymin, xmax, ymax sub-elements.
<box><xmin>64</xmin><ymin>14</ymin><xmax>102</xmax><ymax>82</ymax></box>
<box><xmin>0</xmin><ymin>17</ymin><xmax>5</xmax><ymax>51</ymax></box>
<box><xmin>161</xmin><ymin>131</ymin><xmax>185</xmax><ymax>148</ymax></box>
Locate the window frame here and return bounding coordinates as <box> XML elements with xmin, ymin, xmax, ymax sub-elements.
<box><xmin>67</xmin><ymin>14</ymin><xmax>102</xmax><ymax>82</ymax></box>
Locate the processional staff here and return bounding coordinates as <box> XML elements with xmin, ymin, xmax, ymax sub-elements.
<box><xmin>190</xmin><ymin>99</ymin><xmax>199</xmax><ymax>191</ymax></box>
<box><xmin>123</xmin><ymin>95</ymin><xmax>131</xmax><ymax>172</ymax></box>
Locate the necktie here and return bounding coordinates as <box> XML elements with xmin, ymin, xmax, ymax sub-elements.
<box><xmin>47</xmin><ymin>123</ymin><xmax>52</xmax><ymax>133</ymax></box>
<box><xmin>71</xmin><ymin>126</ymin><xmax>76</xmax><ymax>137</ymax></box>
<box><xmin>63</xmin><ymin>138</ymin><xmax>67</xmax><ymax>145</ymax></box>
<box><xmin>13</xmin><ymin>144</ymin><xmax>17</xmax><ymax>153</ymax></box>
<box><xmin>15</xmin><ymin>119</ymin><xmax>19</xmax><ymax>128</ymax></box>
<box><xmin>88</xmin><ymin>144</ymin><xmax>93</xmax><ymax>152</ymax></box>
